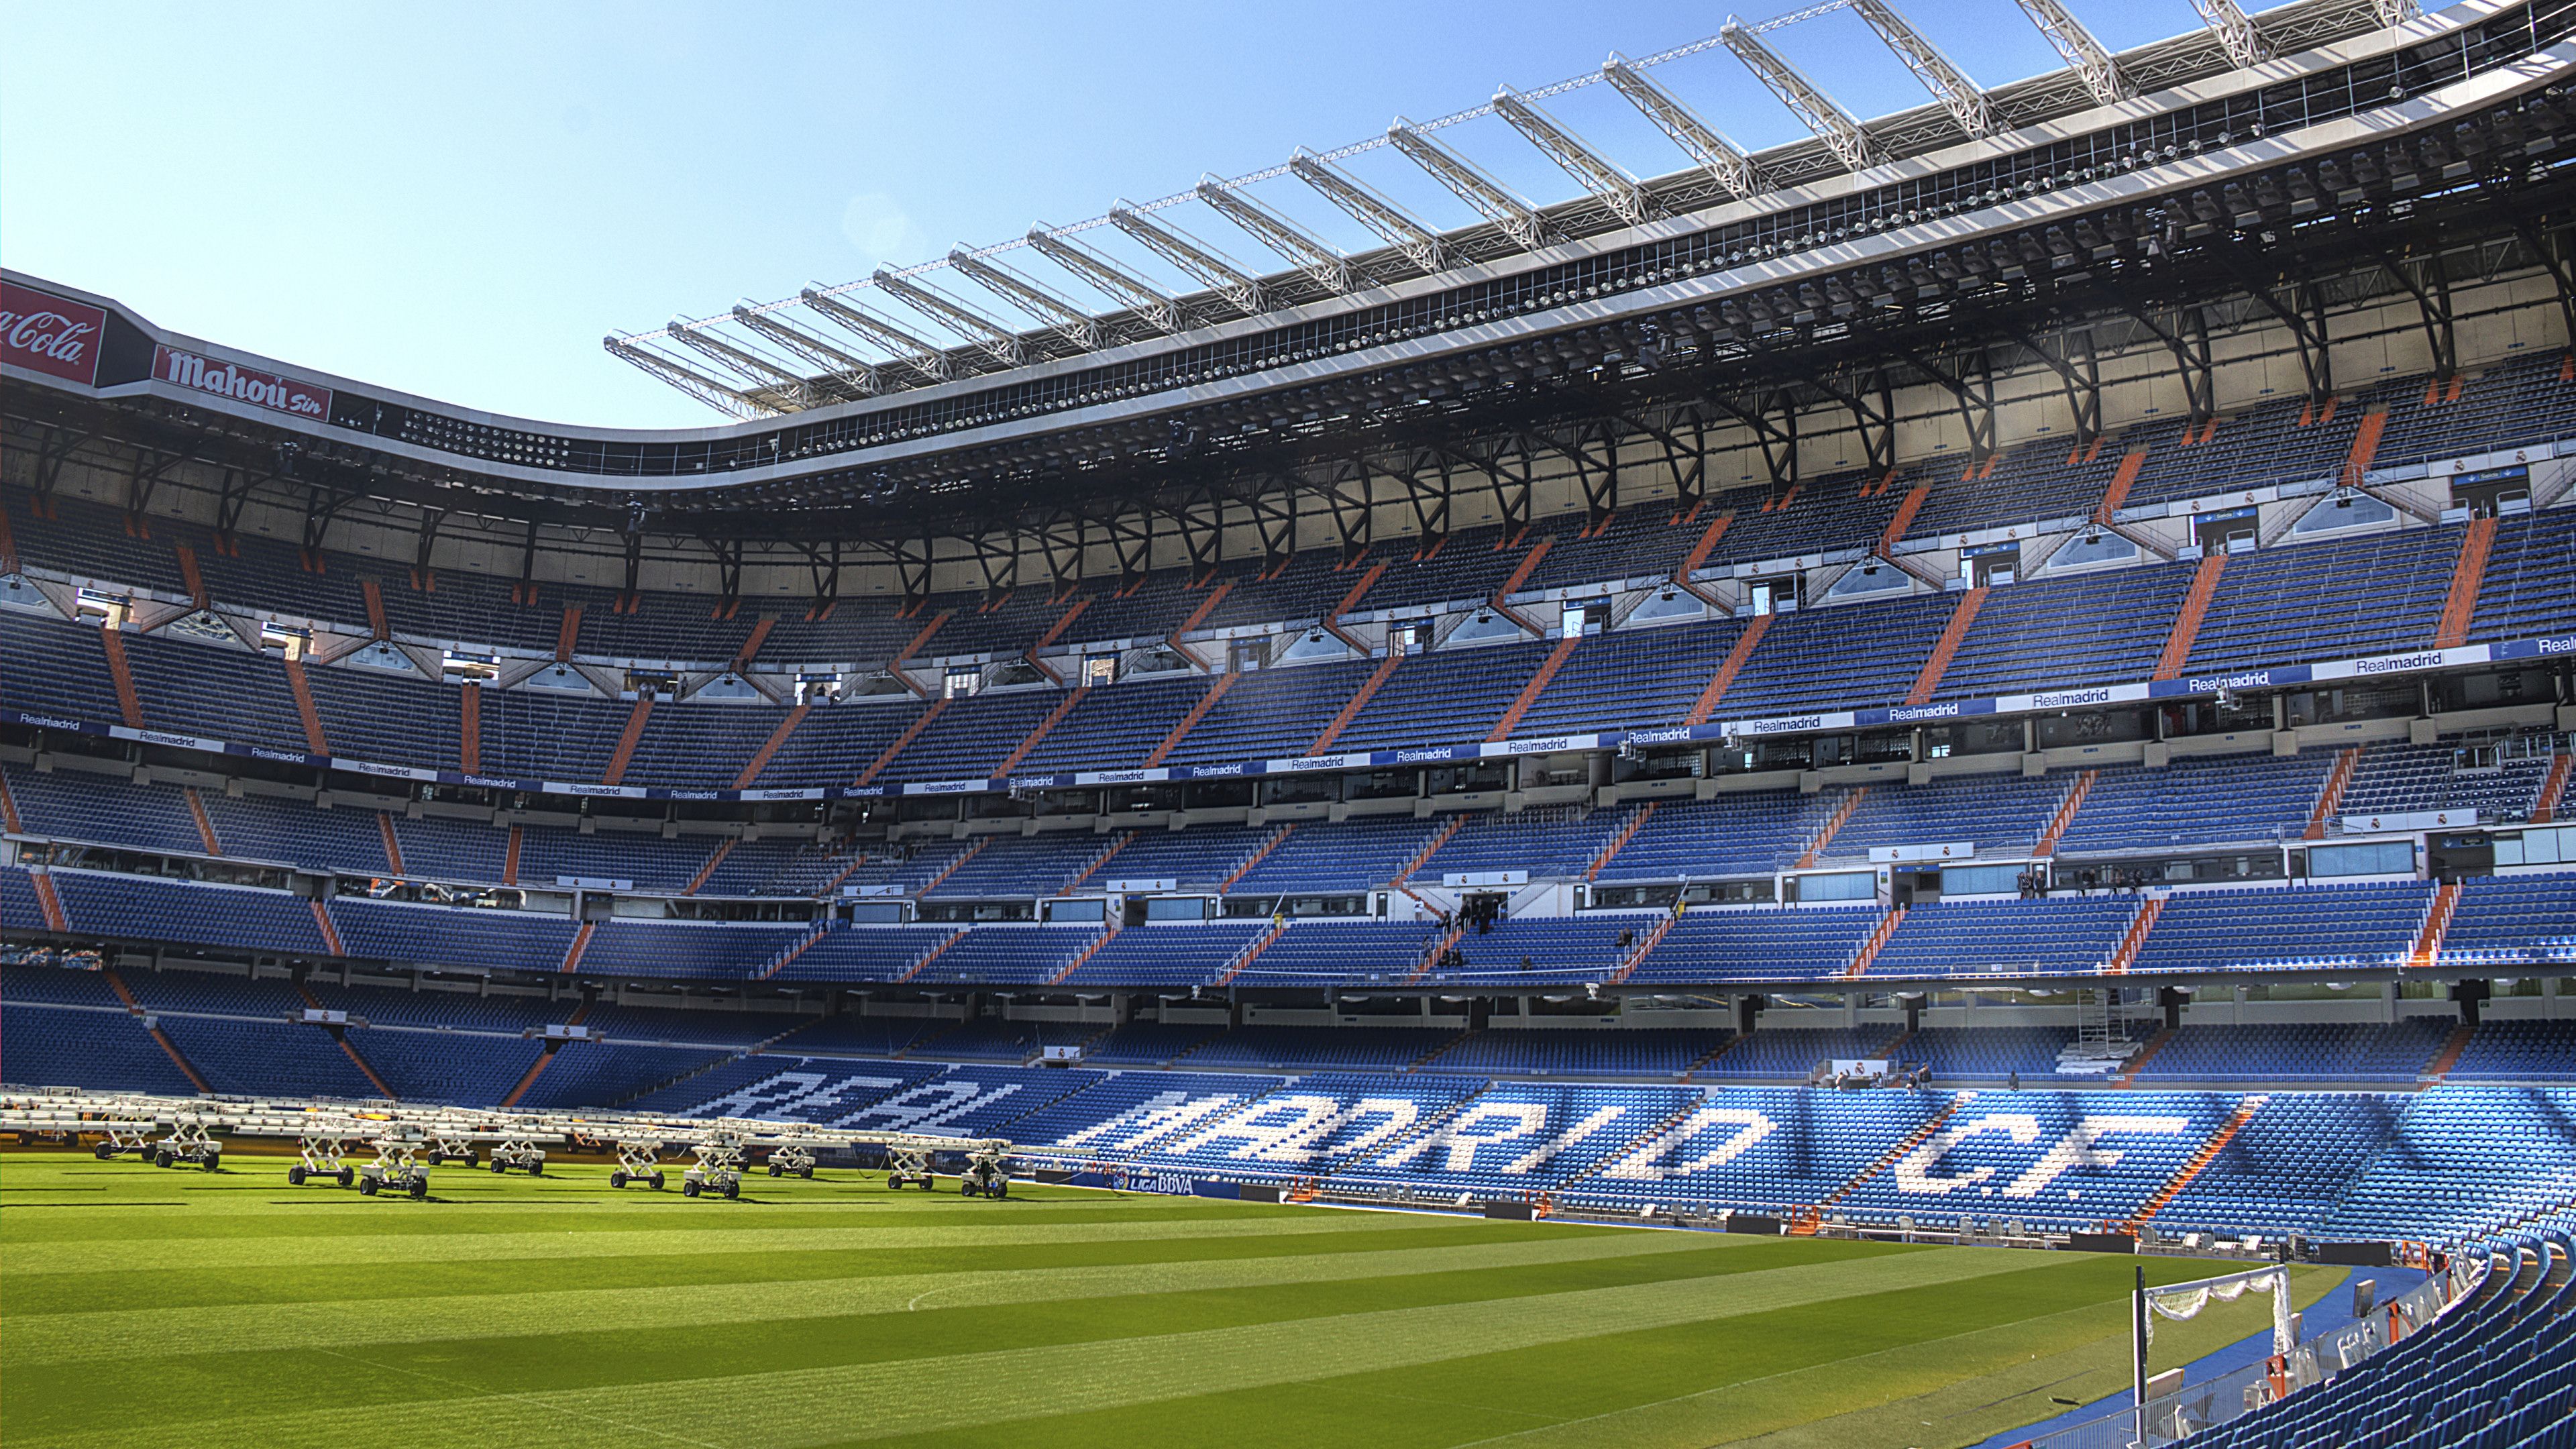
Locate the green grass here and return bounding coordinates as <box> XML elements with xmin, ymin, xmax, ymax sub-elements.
<box><xmin>0</xmin><ymin>1151</ymin><xmax>2338</xmax><ymax>1449</ymax></box>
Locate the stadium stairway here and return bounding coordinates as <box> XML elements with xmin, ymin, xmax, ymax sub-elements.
<box><xmin>294</xmin><ymin>979</ymin><xmax>396</xmax><ymax>1099</ymax></box>
<box><xmin>896</xmin><ymin>928</ymin><xmax>970</xmax><ymax>983</ymax></box>
<box><xmin>2408</xmin><ymin>880</ymin><xmax>2464</xmax><ymax>969</ymax></box>
<box><xmin>857</xmin><ymin>700</ymin><xmax>947</xmax><ymax>787</ymax></box>
<box><xmin>1794</xmin><ymin>1094</ymin><xmax>1967</xmax><ymax>1232</ymax></box>
<box><xmin>1794</xmin><ymin>788</ymin><xmax>1868</xmax><ymax>868</ymax></box>
<box><xmin>1683</xmin><ymin>615</ymin><xmax>1770</xmax><ymax>724</ymax></box>
<box><xmin>1309</xmin><ymin>653</ymin><xmax>1403</xmax><ymax>753</ymax></box>
<box><xmin>731</xmin><ymin>702</ymin><xmax>809</xmax><ymax>789</ymax></box>
<box><xmin>601</xmin><ymin>698</ymin><xmax>653</xmax><ymax>786</ymax></box>
<box><xmin>1903</xmin><ymin>586</ymin><xmax>1986</xmax><ymax>704</ymax></box>
<box><xmin>103</xmin><ymin>967</ymin><xmax>211</xmax><ymax>1093</ymax></box>
<box><xmin>1489</xmin><ymin>635</ymin><xmax>1580</xmax><ymax>740</ymax></box>
<box><xmin>684</xmin><ymin>840</ymin><xmax>736</xmax><ymax>896</ymax></box>
<box><xmin>2033</xmin><ymin>769</ymin><xmax>2098</xmax><ymax>857</ymax></box>
<box><xmin>2122</xmin><ymin>1093</ymin><xmax>2266</xmax><ymax>1230</ymax></box>
<box><xmin>2111</xmin><ymin>1027</ymin><xmax>2176</xmax><ymax>1087</ymax></box>
<box><xmin>1842</xmin><ymin>906</ymin><xmax>1907</xmax><ymax>979</ymax></box>
<box><xmin>2302</xmin><ymin>747</ymin><xmax>2364</xmax><ymax>840</ymax></box>
<box><xmin>2152</xmin><ymin>554</ymin><xmax>2228</xmax><ymax>680</ymax></box>
<box><xmin>991</xmin><ymin>686</ymin><xmax>1091</xmax><ymax>777</ymax></box>
<box><xmin>2424</xmin><ymin>1021</ymin><xmax>2477</xmax><ymax>1081</ymax></box>
<box><xmin>2106</xmin><ymin>896</ymin><xmax>2165</xmax><ymax>975</ymax></box>
<box><xmin>559</xmin><ymin>922</ymin><xmax>597</xmax><ymax>975</ymax></box>
<box><xmin>1144</xmin><ymin>674</ymin><xmax>1234</xmax><ymax>767</ymax></box>
<box><xmin>2434</xmin><ymin>513</ymin><xmax>2500</xmax><ymax>647</ymax></box>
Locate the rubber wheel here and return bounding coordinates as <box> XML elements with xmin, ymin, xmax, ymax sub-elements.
<box><xmin>887</xmin><ymin>1175</ymin><xmax>900</xmax><ymax>1189</ymax></box>
<box><xmin>992</xmin><ymin>1179</ymin><xmax>1008</xmax><ymax>1198</ymax></box>
<box><xmin>722</xmin><ymin>1181</ymin><xmax>739</xmax><ymax>1200</ymax></box>
<box><xmin>527</xmin><ymin>1161</ymin><xmax>541</xmax><ymax>1177</ymax></box>
<box><xmin>610</xmin><ymin>1170</ymin><xmax>628</xmax><ymax>1189</ymax></box>
<box><xmin>492</xmin><ymin>1161</ymin><xmax>507</xmax><ymax>1173</ymax></box>
<box><xmin>360</xmin><ymin>1177</ymin><xmax>378</xmax><ymax>1195</ymax></box>
<box><xmin>93</xmin><ymin>1143</ymin><xmax>113</xmax><ymax>1160</ymax></box>
<box><xmin>337</xmin><ymin>1167</ymin><xmax>355</xmax><ymax>1187</ymax></box>
<box><xmin>769</xmin><ymin>1163</ymin><xmax>782</xmax><ymax>1177</ymax></box>
<box><xmin>684</xmin><ymin>1179</ymin><xmax>700</xmax><ymax>1197</ymax></box>
<box><xmin>409</xmin><ymin>1177</ymin><xmax>427</xmax><ymax>1199</ymax></box>
<box><xmin>960</xmin><ymin>1180</ymin><xmax>977</xmax><ymax>1196</ymax></box>
<box><xmin>651</xmin><ymin>1172</ymin><xmax>665</xmax><ymax>1190</ymax></box>
<box><xmin>288</xmin><ymin>1166</ymin><xmax>307</xmax><ymax>1185</ymax></box>
<box><xmin>152</xmin><ymin>1152</ymin><xmax>171</xmax><ymax>1169</ymax></box>
<box><xmin>203</xmin><ymin>1154</ymin><xmax>220</xmax><ymax>1172</ymax></box>
<box><xmin>800</xmin><ymin>1167</ymin><xmax>814</xmax><ymax>1180</ymax></box>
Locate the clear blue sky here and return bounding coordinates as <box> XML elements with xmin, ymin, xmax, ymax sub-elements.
<box><xmin>2</xmin><ymin>1</ymin><xmax>2204</xmax><ymax>429</ymax></box>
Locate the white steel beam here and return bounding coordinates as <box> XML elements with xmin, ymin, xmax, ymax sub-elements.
<box><xmin>1385</xmin><ymin>119</ymin><xmax>1552</xmax><ymax>251</ymax></box>
<box><xmin>873</xmin><ymin>269</ymin><xmax>1026</xmax><ymax>366</ymax></box>
<box><xmin>1492</xmin><ymin>86</ymin><xmax>1656</xmax><ymax>225</ymax></box>
<box><xmin>1849</xmin><ymin>0</ymin><xmax>1991</xmax><ymax>138</ymax></box>
<box><xmin>1193</xmin><ymin>179</ymin><xmax>1354</xmax><ymax>293</ymax></box>
<box><xmin>947</xmin><ymin>250</ymin><xmax>1102</xmax><ymax>350</ymax></box>
<box><xmin>601</xmin><ymin>337</ymin><xmax>778</xmax><ymax>419</ymax></box>
<box><xmin>2190</xmin><ymin>0</ymin><xmax>2272</xmax><ymax>67</ymax></box>
<box><xmin>2369</xmin><ymin>0</ymin><xmax>2419</xmax><ymax>21</ymax></box>
<box><xmin>1108</xmin><ymin>203</ymin><xmax>1266</xmax><ymax>315</ymax></box>
<box><xmin>1288</xmin><ymin>150</ymin><xmax>1450</xmax><ymax>274</ymax></box>
<box><xmin>729</xmin><ymin>307</ymin><xmax>882</xmax><ymax>396</ymax></box>
<box><xmin>2012</xmin><ymin>0</ymin><xmax>2132</xmax><ymax>103</ymax></box>
<box><xmin>799</xmin><ymin>288</ymin><xmax>953</xmax><ymax>382</ymax></box>
<box><xmin>1602</xmin><ymin>54</ymin><xmax>1763</xmax><ymax>201</ymax></box>
<box><xmin>1720</xmin><ymin>20</ymin><xmax>1882</xmax><ymax>172</ymax></box>
<box><xmin>1024</xmin><ymin>226</ymin><xmax>1185</xmax><ymax>333</ymax></box>
<box><xmin>667</xmin><ymin>322</ymin><xmax>806</xmax><ymax>390</ymax></box>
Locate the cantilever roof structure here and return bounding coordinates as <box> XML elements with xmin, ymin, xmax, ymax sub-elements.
<box><xmin>607</xmin><ymin>0</ymin><xmax>2417</xmax><ymax>419</ymax></box>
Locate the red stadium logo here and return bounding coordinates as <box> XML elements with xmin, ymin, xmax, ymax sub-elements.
<box><xmin>154</xmin><ymin>344</ymin><xmax>331</xmax><ymax>419</ymax></box>
<box><xmin>0</xmin><ymin>280</ymin><xmax>105</xmax><ymax>386</ymax></box>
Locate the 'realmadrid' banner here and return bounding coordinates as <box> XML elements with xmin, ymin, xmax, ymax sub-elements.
<box><xmin>0</xmin><ymin>280</ymin><xmax>106</xmax><ymax>386</ymax></box>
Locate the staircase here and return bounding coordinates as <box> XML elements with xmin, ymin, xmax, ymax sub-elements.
<box><xmin>2341</xmin><ymin>409</ymin><xmax>2390</xmax><ymax>488</ymax></box>
<box><xmin>898</xmin><ymin>928</ymin><xmax>969</xmax><ymax>983</ymax></box>
<box><xmin>1219</xmin><ymin>824</ymin><xmax>1293</xmax><ymax>892</ymax></box>
<box><xmin>183</xmin><ymin>787</ymin><xmax>221</xmax><ymax>855</ymax></box>
<box><xmin>296</xmin><ymin>980</ymin><xmax>394</xmax><ymax>1098</ymax></box>
<box><xmin>1684</xmin><ymin>615</ymin><xmax>1772</xmax><ymax>724</ymax></box>
<box><xmin>1843</xmin><ymin>905</ymin><xmax>1907</xmax><ymax>979</ymax></box>
<box><xmin>1585</xmin><ymin>802</ymin><xmax>1656</xmax><ymax>881</ymax></box>
<box><xmin>2422</xmin><ymin>1022</ymin><xmax>2476</xmax><ymax>1081</ymax></box>
<box><xmin>2535</xmin><ymin>752</ymin><xmax>2573</xmax><ymax>824</ymax></box>
<box><xmin>894</xmin><ymin>609</ymin><xmax>952</xmax><ymax>673</ymax></box>
<box><xmin>1309</xmin><ymin>653</ymin><xmax>1403</xmax><ymax>753</ymax></box>
<box><xmin>99</xmin><ymin>626</ymin><xmax>145</xmax><ymax>727</ymax></box>
<box><xmin>1807</xmin><ymin>1096</ymin><xmax>1967</xmax><ymax>1222</ymax></box>
<box><xmin>30</xmin><ymin>872</ymin><xmax>69</xmax><ymax>931</ymax></box>
<box><xmin>1320</xmin><ymin>561</ymin><xmax>1386</xmax><ymax>654</ymax></box>
<box><xmin>2106</xmin><ymin>896</ymin><xmax>2165</xmax><ymax>975</ymax></box>
<box><xmin>1673</xmin><ymin>511</ymin><xmax>1733</xmax><ymax>580</ymax></box>
<box><xmin>1876</xmin><ymin>483</ymin><xmax>1931</xmax><ymax>555</ymax></box>
<box><xmin>2094</xmin><ymin>449</ymin><xmax>2149</xmax><ymax>521</ymax></box>
<box><xmin>1024</xmin><ymin>597</ymin><xmax>1091</xmax><ymax>677</ymax></box>
<box><xmin>559</xmin><ymin>921</ymin><xmax>596</xmax><ymax>974</ymax></box>
<box><xmin>1489</xmin><ymin>635</ymin><xmax>1580</xmax><ymax>740</ymax></box>
<box><xmin>309</xmin><ymin>901</ymin><xmax>345</xmax><ymax>955</ymax></box>
<box><xmin>684</xmin><ymin>839</ymin><xmax>737</xmax><ymax>896</ymax></box>
<box><xmin>282</xmin><ymin>658</ymin><xmax>331</xmax><ymax>755</ymax></box>
<box><xmin>917</xmin><ymin>837</ymin><xmax>989</xmax><ymax>896</ymax></box>
<box><xmin>730</xmin><ymin>702</ymin><xmax>810</xmax><ymax>789</ymax></box>
<box><xmin>2408</xmin><ymin>879</ymin><xmax>2463</xmax><ymax>969</ymax></box>
<box><xmin>2151</xmin><ymin>553</ymin><xmax>2229</xmax><ymax>680</ymax></box>
<box><xmin>1395</xmin><ymin>816</ymin><xmax>1466</xmax><ymax>885</ymax></box>
<box><xmin>857</xmin><ymin>698</ymin><xmax>947</xmax><ymax>787</ymax></box>
<box><xmin>2432</xmin><ymin>514</ymin><xmax>2498</xmax><ymax>648</ymax></box>
<box><xmin>2123</xmin><ymin>1095</ymin><xmax>2267</xmax><ymax>1231</ymax></box>
<box><xmin>1607</xmin><ymin>914</ymin><xmax>1676</xmax><ymax>985</ymax></box>
<box><xmin>1682</xmin><ymin>1034</ymin><xmax>1739</xmax><ymax>1079</ymax></box>
<box><xmin>1794</xmin><ymin>788</ymin><xmax>1868</xmax><ymax>868</ymax></box>
<box><xmin>554</xmin><ymin>604</ymin><xmax>584</xmax><ymax>661</ymax></box>
<box><xmin>502</xmin><ymin>824</ymin><xmax>522</xmax><ymax>886</ymax></box>
<box><xmin>601</xmin><ymin>697</ymin><xmax>653</xmax><ymax>786</ymax></box>
<box><xmin>103</xmin><ymin>969</ymin><xmax>211</xmax><ymax>1093</ymax></box>
<box><xmin>756</xmin><ymin>922</ymin><xmax>832</xmax><ymax>981</ymax></box>
<box><xmin>1145</xmin><ymin>674</ymin><xmax>1234</xmax><ymax>766</ymax></box>
<box><xmin>1048</xmin><ymin>924</ymin><xmax>1120</xmax><ymax>985</ymax></box>
<box><xmin>1406</xmin><ymin>920</ymin><xmax>1471</xmax><ymax>984</ymax></box>
<box><xmin>993</xmin><ymin>686</ymin><xmax>1091</xmax><ymax>778</ymax></box>
<box><xmin>1904</xmin><ymin>586</ymin><xmax>1988</xmax><ymax>705</ymax></box>
<box><xmin>2303</xmin><ymin>746</ymin><xmax>2364</xmax><ymax>840</ymax></box>
<box><xmin>0</xmin><ymin>768</ymin><xmax>19</xmax><ymax>833</ymax></box>
<box><xmin>2034</xmin><ymin>769</ymin><xmax>2098</xmax><ymax>857</ymax></box>
<box><xmin>1216</xmin><ymin>920</ymin><xmax>1289</xmax><ymax>986</ymax></box>
<box><xmin>1061</xmin><ymin>832</ymin><xmax>1134</xmax><ymax>893</ymax></box>
<box><xmin>458</xmin><ymin>682</ymin><xmax>482</xmax><ymax>774</ymax></box>
<box><xmin>2112</xmin><ymin>1027</ymin><xmax>2175</xmax><ymax>1088</ymax></box>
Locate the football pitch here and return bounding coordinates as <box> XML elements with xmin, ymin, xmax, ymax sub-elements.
<box><xmin>1</xmin><ymin>1150</ymin><xmax>2339</xmax><ymax>1449</ymax></box>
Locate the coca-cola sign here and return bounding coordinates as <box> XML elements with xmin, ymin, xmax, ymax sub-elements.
<box><xmin>0</xmin><ymin>281</ymin><xmax>105</xmax><ymax>386</ymax></box>
<box><xmin>154</xmin><ymin>344</ymin><xmax>331</xmax><ymax>419</ymax></box>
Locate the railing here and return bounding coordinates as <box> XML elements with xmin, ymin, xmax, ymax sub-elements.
<box><xmin>2019</xmin><ymin>1254</ymin><xmax>2483</xmax><ymax>1449</ymax></box>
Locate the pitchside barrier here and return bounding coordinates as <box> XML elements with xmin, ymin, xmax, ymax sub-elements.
<box><xmin>2017</xmin><ymin>1254</ymin><xmax>2483</xmax><ymax>1449</ymax></box>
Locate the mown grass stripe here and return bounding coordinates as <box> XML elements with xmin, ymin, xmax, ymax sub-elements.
<box><xmin>1</xmin><ymin>1210</ymin><xmax>1431</xmax><ymax>1277</ymax></box>
<box><xmin>5</xmin><ymin>1228</ymin><xmax>1723</xmax><ymax>1365</ymax></box>
<box><xmin>17</xmin><ymin>1246</ymin><xmax>2049</xmax><ymax>1449</ymax></box>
